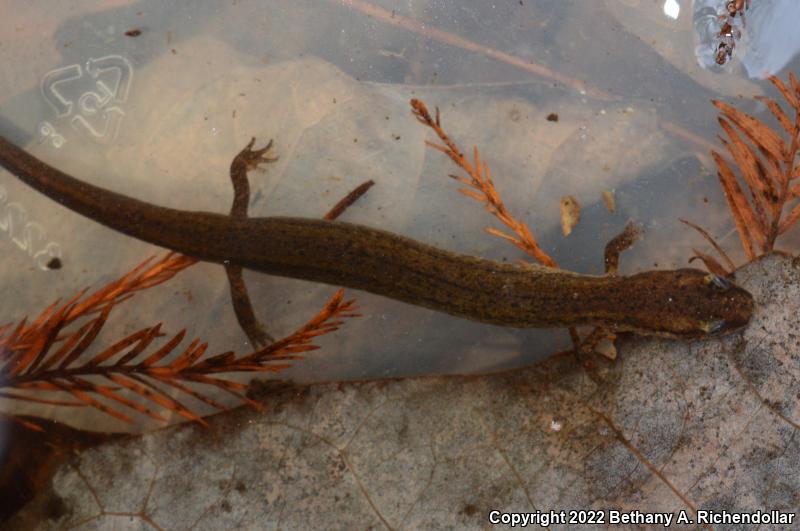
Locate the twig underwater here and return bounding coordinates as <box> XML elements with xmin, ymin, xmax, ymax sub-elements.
<box><xmin>408</xmin><ymin>97</ymin><xmax>591</xmax><ymax>351</ymax></box>
<box><xmin>0</xmin><ymin>253</ymin><xmax>358</xmax><ymax>431</ymax></box>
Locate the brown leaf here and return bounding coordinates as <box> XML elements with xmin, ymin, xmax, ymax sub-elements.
<box><xmin>2</xmin><ymin>248</ymin><xmax>359</xmax><ymax>431</ymax></box>
<box><xmin>755</xmin><ymin>144</ymin><xmax>787</xmax><ymax>191</ymax></box>
<box><xmin>790</xmin><ymin>72</ymin><xmax>800</xmax><ymax>105</ymax></box>
<box><xmin>559</xmin><ymin>195</ymin><xmax>581</xmax><ymax>236</ymax></box>
<box><xmin>139</xmin><ymin>329</ymin><xmax>186</xmax><ymax>367</ymax></box>
<box><xmin>713</xmin><ymin>151</ymin><xmax>758</xmax><ymax>259</ymax></box>
<box><xmin>15</xmin><ymin>382</ymin><xmax>61</xmax><ymax>391</ymax></box>
<box><xmin>779</xmin><ymin>202</ymin><xmax>800</xmax><ymax>235</ymax></box>
<box><xmin>70</xmin><ymin>376</ymin><xmax>167</xmax><ymax>423</ymax></box>
<box><xmin>458</xmin><ymin>188</ymin><xmax>488</xmax><ymax>203</ymax></box>
<box><xmin>769</xmin><ymin>74</ymin><xmax>798</xmax><ymax>110</ymax></box>
<box><xmin>18</xmin><ymin>314</ymin><xmax>64</xmax><ymax>376</ymax></box>
<box><xmin>717</xmin><ymin>135</ymin><xmax>772</xmax><ymax>233</ymax></box>
<box><xmin>202</xmin><ymin>351</ymin><xmax>236</xmax><ymax>366</ymax></box>
<box><xmin>40</xmin><ymin>321</ymin><xmax>95</xmax><ymax>372</ymax></box>
<box><xmin>0</xmin><ymin>319</ymin><xmax>28</xmax><ymax>365</ymax></box>
<box><xmin>718</xmin><ymin>117</ymin><xmax>779</xmax><ymax>214</ymax></box>
<box><xmin>168</xmin><ymin>341</ymin><xmax>208</xmax><ymax>372</ymax></box>
<box><xmin>154</xmin><ymin>377</ymin><xmax>230</xmax><ymax>411</ymax></box>
<box><xmin>110</xmin><ymin>374</ymin><xmax>207</xmax><ymax>427</ymax></box>
<box><xmin>8</xmin><ymin>315</ymin><xmax>59</xmax><ymax>378</ymax></box>
<box><xmin>57</xmin><ymin>307</ymin><xmax>113</xmax><ymax>370</ymax></box>
<box><xmin>713</xmin><ymin>100</ymin><xmax>786</xmax><ymax>164</ymax></box>
<box><xmin>0</xmin><ymin>413</ymin><xmax>44</xmax><ymax>432</ymax></box>
<box><xmin>23</xmin><ymin>299</ymin><xmax>63</xmax><ymax>335</ymax></box>
<box><xmin>753</xmin><ymin>95</ymin><xmax>794</xmax><ymax>136</ymax></box>
<box><xmin>183</xmin><ymin>374</ymin><xmax>261</xmax><ymax>410</ymax></box>
<box><xmin>114</xmin><ymin>325</ymin><xmax>163</xmax><ymax>366</ymax></box>
<box><xmin>483</xmin><ymin>227</ymin><xmax>522</xmax><ymax>246</ymax></box>
<box><xmin>87</xmin><ymin>327</ymin><xmax>153</xmax><ymax>367</ymax></box>
<box><xmin>602</xmin><ymin>190</ymin><xmax>616</xmax><ymax>213</ymax></box>
<box><xmin>56</xmin><ymin>382</ymin><xmax>133</xmax><ymax>424</ymax></box>
<box><xmin>0</xmin><ymin>390</ymin><xmax>83</xmax><ymax>407</ymax></box>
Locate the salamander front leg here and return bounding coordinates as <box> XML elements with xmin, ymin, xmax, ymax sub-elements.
<box><xmin>603</xmin><ymin>221</ymin><xmax>643</xmax><ymax>276</ymax></box>
<box><xmin>226</xmin><ymin>265</ymin><xmax>273</xmax><ymax>345</ymax></box>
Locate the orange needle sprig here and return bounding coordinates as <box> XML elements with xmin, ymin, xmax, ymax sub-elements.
<box><xmin>706</xmin><ymin>73</ymin><xmax>800</xmax><ymax>261</ymax></box>
<box><xmin>409</xmin><ymin>99</ymin><xmax>593</xmax><ymax>351</ymax></box>
<box><xmin>0</xmin><ymin>254</ymin><xmax>358</xmax><ymax>431</ymax></box>
<box><xmin>410</xmin><ymin>98</ymin><xmax>557</xmax><ymax>268</ymax></box>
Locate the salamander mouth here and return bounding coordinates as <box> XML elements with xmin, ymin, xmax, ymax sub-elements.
<box><xmin>705</xmin><ymin>317</ymin><xmax>745</xmax><ymax>336</ymax></box>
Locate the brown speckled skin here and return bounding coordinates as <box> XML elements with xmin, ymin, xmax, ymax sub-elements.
<box><xmin>0</xmin><ymin>135</ymin><xmax>753</xmax><ymax>338</ymax></box>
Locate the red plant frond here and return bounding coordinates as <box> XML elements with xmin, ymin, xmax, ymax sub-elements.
<box><xmin>410</xmin><ymin>98</ymin><xmax>557</xmax><ymax>267</ymax></box>
<box><xmin>708</xmin><ymin>73</ymin><xmax>800</xmax><ymax>260</ymax></box>
<box><xmin>1</xmin><ymin>255</ymin><xmax>358</xmax><ymax>430</ymax></box>
<box><xmin>410</xmin><ymin>99</ymin><xmax>587</xmax><ymax>348</ymax></box>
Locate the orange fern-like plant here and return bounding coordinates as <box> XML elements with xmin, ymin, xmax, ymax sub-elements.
<box><xmin>711</xmin><ymin>73</ymin><xmax>800</xmax><ymax>260</ymax></box>
<box><xmin>410</xmin><ymin>99</ymin><xmax>557</xmax><ymax>268</ymax></box>
<box><xmin>409</xmin><ymin>99</ymin><xmax>601</xmax><ymax>350</ymax></box>
<box><xmin>0</xmin><ymin>253</ymin><xmax>357</xmax><ymax>431</ymax></box>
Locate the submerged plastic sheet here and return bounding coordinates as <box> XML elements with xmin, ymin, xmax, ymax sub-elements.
<box><xmin>0</xmin><ymin>0</ymin><xmax>791</xmax><ymax>430</ymax></box>
<box><xmin>739</xmin><ymin>0</ymin><xmax>800</xmax><ymax>78</ymax></box>
<box><xmin>692</xmin><ymin>0</ymin><xmax>800</xmax><ymax>78</ymax></box>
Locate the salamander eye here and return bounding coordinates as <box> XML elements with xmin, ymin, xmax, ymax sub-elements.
<box><xmin>704</xmin><ymin>274</ymin><xmax>732</xmax><ymax>290</ymax></box>
<box><xmin>703</xmin><ymin>319</ymin><xmax>729</xmax><ymax>336</ymax></box>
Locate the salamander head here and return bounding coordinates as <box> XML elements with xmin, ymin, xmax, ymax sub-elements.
<box><xmin>614</xmin><ymin>268</ymin><xmax>754</xmax><ymax>339</ymax></box>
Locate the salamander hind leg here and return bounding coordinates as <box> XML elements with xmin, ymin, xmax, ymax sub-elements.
<box><xmin>232</xmin><ymin>137</ymin><xmax>279</xmax><ymax>177</ymax></box>
<box><xmin>225</xmin><ymin>137</ymin><xmax>280</xmax><ymax>345</ymax></box>
<box><xmin>226</xmin><ymin>264</ymin><xmax>274</xmax><ymax>347</ymax></box>
<box><xmin>228</xmin><ymin>137</ymin><xmax>279</xmax><ymax>218</ymax></box>
<box><xmin>223</xmin><ymin>138</ymin><xmax>373</xmax><ymax>347</ymax></box>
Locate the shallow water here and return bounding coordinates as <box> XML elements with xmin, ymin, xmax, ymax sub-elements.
<box><xmin>0</xmin><ymin>0</ymin><xmax>797</xmax><ymax>432</ymax></box>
